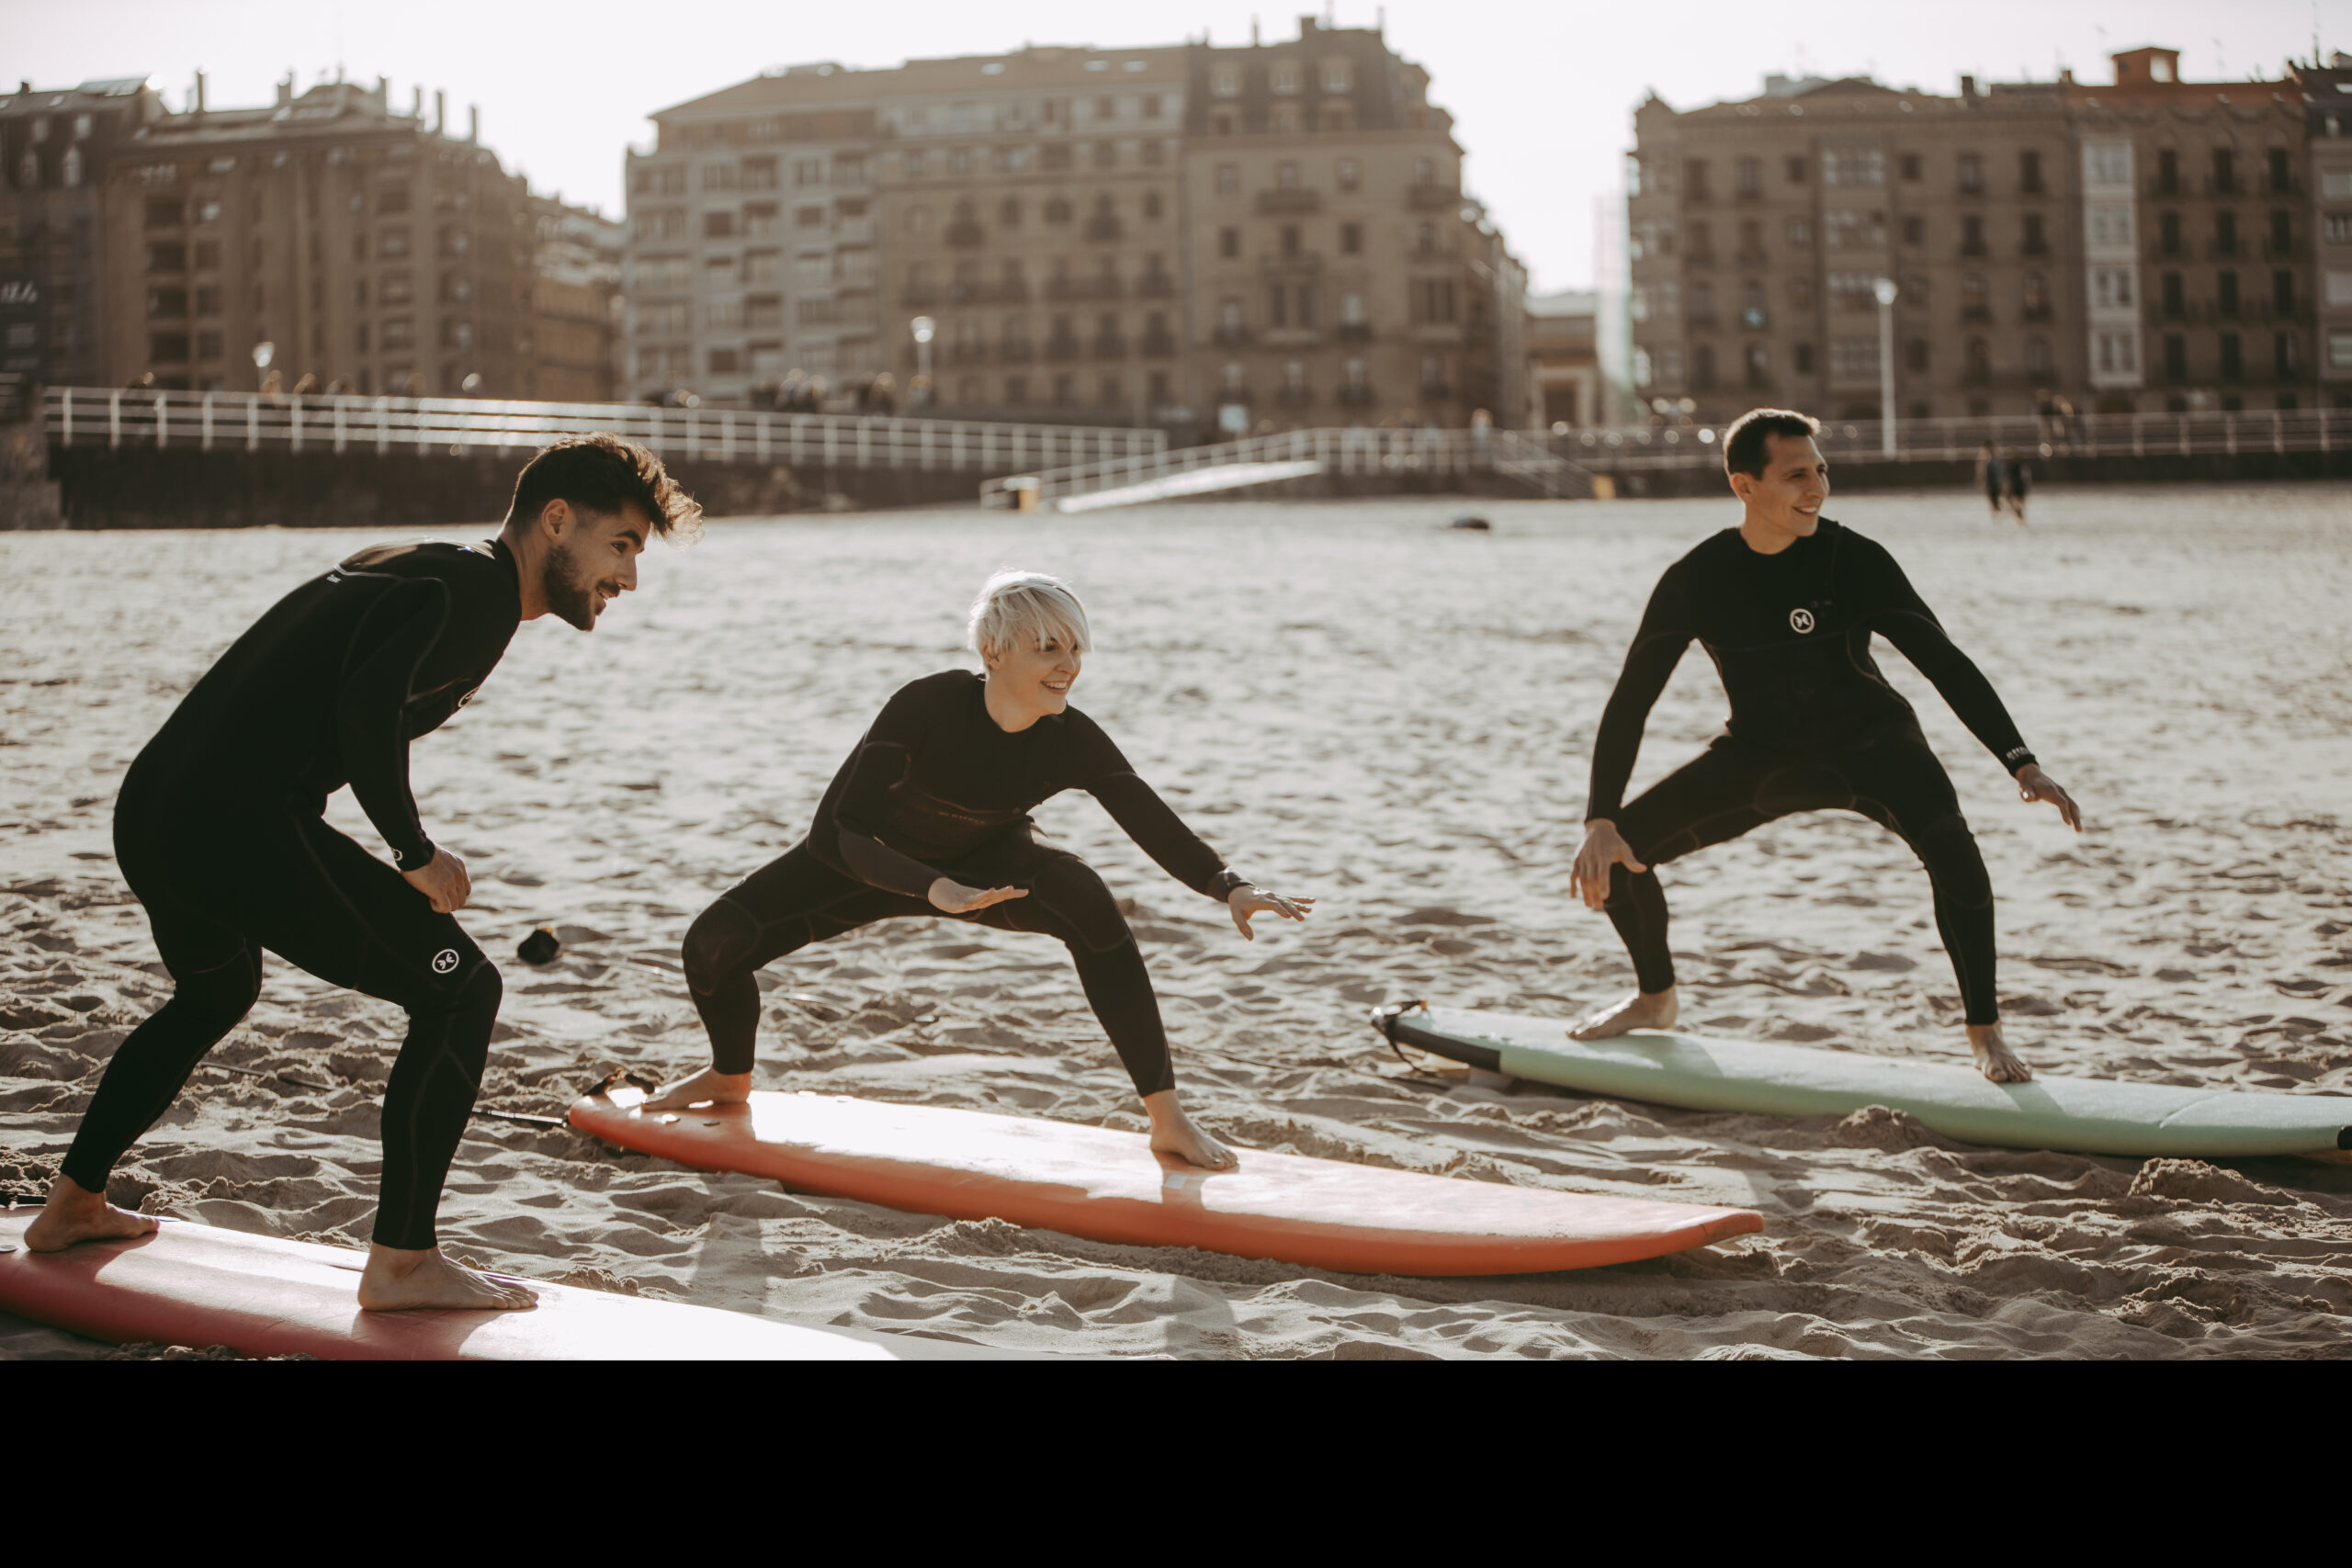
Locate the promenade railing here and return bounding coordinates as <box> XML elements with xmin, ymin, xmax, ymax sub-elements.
<box><xmin>1556</xmin><ymin>408</ymin><xmax>2348</xmax><ymax>470</ymax></box>
<box><xmin>980</xmin><ymin>425</ymin><xmax>1597</xmax><ymax>507</ymax></box>
<box><xmin>42</xmin><ymin>387</ymin><xmax>1164</xmax><ymax>474</ymax></box>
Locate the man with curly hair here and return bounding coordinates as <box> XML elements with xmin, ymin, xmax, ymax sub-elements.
<box><xmin>25</xmin><ymin>435</ymin><xmax>699</xmax><ymax>1313</ymax></box>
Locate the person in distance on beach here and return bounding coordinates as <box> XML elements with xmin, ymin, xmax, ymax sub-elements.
<box><xmin>24</xmin><ymin>435</ymin><xmax>700</xmax><ymax>1311</ymax></box>
<box><xmin>644</xmin><ymin>570</ymin><xmax>1312</xmax><ymax>1169</ymax></box>
<box><xmin>1567</xmin><ymin>408</ymin><xmax>2081</xmax><ymax>1082</ymax></box>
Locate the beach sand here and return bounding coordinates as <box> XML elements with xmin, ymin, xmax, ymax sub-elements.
<box><xmin>5</xmin><ymin>483</ymin><xmax>2349</xmax><ymax>1359</ymax></box>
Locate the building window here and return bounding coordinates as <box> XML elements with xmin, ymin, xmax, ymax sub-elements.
<box><xmin>1736</xmin><ymin>158</ymin><xmax>1760</xmax><ymax>197</ymax></box>
<box><xmin>1216</xmin><ymin>164</ymin><xmax>1238</xmax><ymax>197</ymax></box>
<box><xmin>1786</xmin><ymin>217</ymin><xmax>1811</xmax><ymax>247</ymax></box>
<box><xmin>1336</xmin><ymin>157</ymin><xmax>1360</xmax><ymax>193</ymax></box>
<box><xmin>1785</xmin><ymin>154</ymin><xmax>1806</xmax><ymax>184</ymax></box>
<box><xmin>1793</xmin><ymin>343</ymin><xmax>1814</xmax><ymax>375</ymax></box>
<box><xmin>1276</xmin><ymin>160</ymin><xmax>1300</xmax><ymax>190</ymax></box>
<box><xmin>2220</xmin><ymin>333</ymin><xmax>2243</xmax><ymax>380</ymax></box>
<box><xmin>1957</xmin><ymin>152</ymin><xmax>1983</xmax><ymax>194</ymax></box>
<box><xmin>1822</xmin><ymin>146</ymin><xmax>1883</xmax><ymax>186</ymax></box>
<box><xmin>1218</xmin><ymin>227</ymin><xmax>1239</xmax><ymax>258</ymax></box>
<box><xmin>1899</xmin><ymin>152</ymin><xmax>1921</xmax><ymax>181</ymax></box>
<box><xmin>1322</xmin><ymin>60</ymin><xmax>1352</xmax><ymax>93</ymax></box>
<box><xmin>2328</xmin><ymin>329</ymin><xmax>2352</xmax><ymax>367</ymax></box>
<box><xmin>1905</xmin><ymin>338</ymin><xmax>1928</xmax><ymax>371</ymax></box>
<box><xmin>2092</xmin><ymin>266</ymin><xmax>2135</xmax><ymax>309</ymax></box>
<box><xmin>1272</xmin><ymin>62</ymin><xmax>1299</xmax><ymax>94</ymax></box>
<box><xmin>2026</xmin><ymin>336</ymin><xmax>2051</xmax><ymax>375</ymax></box>
<box><xmin>1212</xmin><ymin>63</ymin><xmax>1241</xmax><ymax>97</ymax></box>
<box><xmin>1828</xmin><ymin>336</ymin><xmax>1876</xmax><ymax>378</ymax></box>
<box><xmin>2018</xmin><ymin>150</ymin><xmax>2044</xmax><ymax>194</ymax></box>
<box><xmin>1340</xmin><ymin>221</ymin><xmax>1361</xmax><ymax>254</ymax></box>
<box><xmin>1901</xmin><ymin>214</ymin><xmax>1924</xmax><ymax>246</ymax></box>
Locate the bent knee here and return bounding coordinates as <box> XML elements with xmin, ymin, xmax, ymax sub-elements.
<box><xmin>1915</xmin><ymin>816</ymin><xmax>1992</xmax><ymax>906</ymax></box>
<box><xmin>683</xmin><ymin>898</ymin><xmax>762</xmax><ymax>995</ymax></box>
<box><xmin>1029</xmin><ymin>859</ymin><xmax>1132</xmax><ymax>954</ymax></box>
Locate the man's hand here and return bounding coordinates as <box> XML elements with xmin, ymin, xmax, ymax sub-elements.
<box><xmin>929</xmin><ymin>876</ymin><xmax>1027</xmax><ymax>914</ymax></box>
<box><xmin>2014</xmin><ymin>763</ymin><xmax>2083</xmax><ymax>831</ymax></box>
<box><xmin>1570</xmin><ymin>819</ymin><xmax>1646</xmax><ymax>910</ymax></box>
<box><xmin>401</xmin><ymin>848</ymin><xmax>471</xmax><ymax>914</ymax></box>
<box><xmin>1228</xmin><ymin>885</ymin><xmax>1314</xmax><ymax>941</ymax></box>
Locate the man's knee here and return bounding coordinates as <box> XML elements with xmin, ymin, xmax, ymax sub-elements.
<box><xmin>1915</xmin><ymin>815</ymin><xmax>1992</xmax><ymax>908</ymax></box>
<box><xmin>683</xmin><ymin>898</ymin><xmax>761</xmax><ymax>996</ymax></box>
<box><xmin>168</xmin><ymin>945</ymin><xmax>263</xmax><ymax>1029</ymax></box>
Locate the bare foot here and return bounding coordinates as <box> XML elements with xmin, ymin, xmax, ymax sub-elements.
<box><xmin>356</xmin><ymin>1245</ymin><xmax>537</xmax><ymax>1313</ymax></box>
<box><xmin>1569</xmin><ymin>986</ymin><xmax>1679</xmax><ymax>1041</ymax></box>
<box><xmin>1143</xmin><ymin>1089</ymin><xmax>1238</xmax><ymax>1171</ymax></box>
<box><xmin>1967</xmin><ymin>1023</ymin><xmax>2032</xmax><ymax>1083</ymax></box>
<box><xmin>22</xmin><ymin>1174</ymin><xmax>160</xmax><ymax>1253</ymax></box>
<box><xmin>638</xmin><ymin>1066</ymin><xmax>752</xmax><ymax>1112</ymax></box>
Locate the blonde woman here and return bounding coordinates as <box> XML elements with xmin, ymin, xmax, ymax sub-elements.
<box><xmin>646</xmin><ymin>570</ymin><xmax>1311</xmax><ymax>1168</ymax></box>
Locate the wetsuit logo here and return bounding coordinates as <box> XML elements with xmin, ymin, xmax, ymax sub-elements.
<box><xmin>431</xmin><ymin>948</ymin><xmax>459</xmax><ymax>975</ymax></box>
<box><xmin>458</xmin><ymin>687</ymin><xmax>480</xmax><ymax>707</ymax></box>
<box><xmin>1790</xmin><ymin>608</ymin><xmax>1816</xmax><ymax>634</ymax></box>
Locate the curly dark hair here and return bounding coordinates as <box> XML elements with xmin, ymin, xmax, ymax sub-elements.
<box><xmin>504</xmin><ymin>433</ymin><xmax>703</xmax><ymax>542</ymax></box>
<box><xmin>1722</xmin><ymin>407</ymin><xmax>1823</xmax><ymax>480</ymax></box>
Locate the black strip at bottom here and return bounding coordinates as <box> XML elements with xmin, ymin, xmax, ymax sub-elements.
<box><xmin>1368</xmin><ymin>1003</ymin><xmax>1502</xmax><ymax>1071</ymax></box>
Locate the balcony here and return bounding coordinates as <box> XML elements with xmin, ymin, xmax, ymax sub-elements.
<box><xmin>1139</xmin><ymin>332</ymin><xmax>1176</xmax><ymax>358</ymax></box>
<box><xmin>2020</xmin><ymin>238</ymin><xmax>2051</xmax><ymax>256</ymax></box>
<box><xmin>1736</xmin><ymin>248</ymin><xmax>1770</xmax><ymax>269</ymax></box>
<box><xmin>1413</xmin><ymin>323</ymin><xmax>1464</xmax><ymax>344</ymax></box>
<box><xmin>1337</xmin><ymin>384</ymin><xmax>1375</xmax><ymax>406</ymax></box>
<box><xmin>947</xmin><ymin>344</ymin><xmax>989</xmax><ymax>366</ymax></box>
<box><xmin>1275</xmin><ymin>386</ymin><xmax>1314</xmax><ymax>406</ymax></box>
<box><xmin>1136</xmin><ymin>272</ymin><xmax>1175</xmax><ymax>299</ymax></box>
<box><xmin>1683</xmin><ymin>249</ymin><xmax>1716</xmax><ymax>267</ymax></box>
<box><xmin>1091</xmin><ymin>334</ymin><xmax>1127</xmax><ymax>360</ymax></box>
<box><xmin>1046</xmin><ymin>276</ymin><xmax>1122</xmax><ymax>303</ymax></box>
<box><xmin>1687</xmin><ymin>310</ymin><xmax>1719</xmax><ymax>330</ymax></box>
<box><xmin>944</xmin><ymin>220</ymin><xmax>985</xmax><ymax>248</ymax></box>
<box><xmin>1083</xmin><ymin>215</ymin><xmax>1124</xmax><ymax>243</ymax></box>
<box><xmin>1335</xmin><ymin>321</ymin><xmax>1373</xmax><ymax>342</ymax></box>
<box><xmin>1261</xmin><ymin>252</ymin><xmax>1323</xmax><ymax>275</ymax></box>
<box><xmin>1418</xmin><ymin>381</ymin><xmax>1456</xmax><ymax>400</ymax></box>
<box><xmin>1213</xmin><ymin>323</ymin><xmax>1252</xmax><ymax>346</ymax></box>
<box><xmin>1262</xmin><ymin>326</ymin><xmax>1322</xmax><ymax>348</ymax></box>
<box><xmin>2021</xmin><ymin>303</ymin><xmax>2053</xmax><ymax>322</ymax></box>
<box><xmin>1959</xmin><ymin>240</ymin><xmax>1988</xmax><ymax>257</ymax></box>
<box><xmin>900</xmin><ymin>285</ymin><xmax>939</xmax><ymax>308</ymax></box>
<box><xmin>1044</xmin><ymin>336</ymin><xmax>1081</xmax><ymax>361</ymax></box>
<box><xmin>1961</xmin><ymin>305</ymin><xmax>1993</xmax><ymax>323</ymax></box>
<box><xmin>1256</xmin><ymin>188</ymin><xmax>1322</xmax><ymax>215</ymax></box>
<box><xmin>2207</xmin><ymin>239</ymin><xmax>2242</xmax><ymax>260</ymax></box>
<box><xmin>997</xmin><ymin>341</ymin><xmax>1035</xmax><ymax>363</ymax></box>
<box><xmin>1408</xmin><ymin>183</ymin><xmax>1462</xmax><ymax>210</ymax></box>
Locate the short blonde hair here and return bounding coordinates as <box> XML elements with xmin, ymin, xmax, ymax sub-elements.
<box><xmin>967</xmin><ymin>570</ymin><xmax>1091</xmax><ymax>660</ymax></box>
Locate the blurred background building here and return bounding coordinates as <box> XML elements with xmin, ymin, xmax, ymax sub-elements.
<box><xmin>1627</xmin><ymin>46</ymin><xmax>2345</xmax><ymax>425</ymax></box>
<box><xmin>526</xmin><ymin>194</ymin><xmax>624</xmax><ymax>401</ymax></box>
<box><xmin>1527</xmin><ymin>288</ymin><xmax>1600</xmax><ymax>428</ymax></box>
<box><xmin>624</xmin><ymin>16</ymin><xmax>1532</xmax><ymax>434</ymax></box>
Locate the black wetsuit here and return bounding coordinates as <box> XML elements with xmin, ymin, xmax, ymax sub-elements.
<box><xmin>684</xmin><ymin>670</ymin><xmax>1245</xmax><ymax>1095</ymax></box>
<box><xmin>62</xmin><ymin>540</ymin><xmax>522</xmax><ymax>1251</ymax></box>
<box><xmin>1587</xmin><ymin>520</ymin><xmax>2034</xmax><ymax>1025</ymax></box>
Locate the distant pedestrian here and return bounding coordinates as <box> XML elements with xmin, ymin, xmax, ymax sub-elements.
<box><xmin>2003</xmin><ymin>453</ymin><xmax>2031</xmax><ymax>525</ymax></box>
<box><xmin>1974</xmin><ymin>443</ymin><xmax>2006</xmax><ymax>518</ymax></box>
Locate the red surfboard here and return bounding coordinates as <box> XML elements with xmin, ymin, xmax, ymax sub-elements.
<box><xmin>570</xmin><ymin>1087</ymin><xmax>1763</xmax><ymax>1276</ymax></box>
<box><xmin>0</xmin><ymin>1211</ymin><xmax>1034</xmax><ymax>1360</ymax></box>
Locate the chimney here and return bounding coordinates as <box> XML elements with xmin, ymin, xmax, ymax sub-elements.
<box><xmin>194</xmin><ymin>70</ymin><xmax>207</xmax><ymax>113</ymax></box>
<box><xmin>1251</xmin><ymin>17</ymin><xmax>1261</xmax><ymax>45</ymax></box>
<box><xmin>469</xmin><ymin>104</ymin><xmax>479</xmax><ymax>143</ymax></box>
<box><xmin>435</xmin><ymin>88</ymin><xmax>447</xmax><ymax>134</ymax></box>
<box><xmin>276</xmin><ymin>73</ymin><xmax>293</xmax><ymax>108</ymax></box>
<box><xmin>375</xmin><ymin>74</ymin><xmax>389</xmax><ymax>113</ymax></box>
<box><xmin>1959</xmin><ymin>73</ymin><xmax>1977</xmax><ymax>98</ymax></box>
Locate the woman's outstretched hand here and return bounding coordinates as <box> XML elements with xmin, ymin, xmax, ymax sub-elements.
<box><xmin>2014</xmin><ymin>763</ymin><xmax>2083</xmax><ymax>831</ymax></box>
<box><xmin>929</xmin><ymin>876</ymin><xmax>1028</xmax><ymax>914</ymax></box>
<box><xmin>1229</xmin><ymin>885</ymin><xmax>1314</xmax><ymax>940</ymax></box>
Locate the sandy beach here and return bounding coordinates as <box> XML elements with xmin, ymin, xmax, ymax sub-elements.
<box><xmin>5</xmin><ymin>482</ymin><xmax>2350</xmax><ymax>1359</ymax></box>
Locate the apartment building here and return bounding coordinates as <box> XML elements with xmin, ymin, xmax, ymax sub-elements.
<box><xmin>2290</xmin><ymin>52</ymin><xmax>2352</xmax><ymax>401</ymax></box>
<box><xmin>625</xmin><ymin>17</ymin><xmax>1528</xmax><ymax>430</ymax></box>
<box><xmin>1179</xmin><ymin>19</ymin><xmax>1525</xmax><ymax>429</ymax></box>
<box><xmin>1627</xmin><ymin>48</ymin><xmax>2320</xmax><ymax>423</ymax></box>
<box><xmin>0</xmin><ymin>78</ymin><xmax>168</xmax><ymax>405</ymax></box>
<box><xmin>1528</xmin><ymin>289</ymin><xmax>1602</xmax><ymax>428</ymax></box>
<box><xmin>93</xmin><ymin>75</ymin><xmax>530</xmax><ymax>397</ymax></box>
<box><xmin>526</xmin><ymin>195</ymin><xmax>624</xmax><ymax>402</ymax></box>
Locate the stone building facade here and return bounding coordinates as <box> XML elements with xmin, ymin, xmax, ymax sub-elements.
<box><xmin>526</xmin><ymin>195</ymin><xmax>624</xmax><ymax>402</ymax></box>
<box><xmin>93</xmin><ymin>76</ymin><xmax>532</xmax><ymax>397</ymax></box>
<box><xmin>1627</xmin><ymin>48</ymin><xmax>2325</xmax><ymax>423</ymax></box>
<box><xmin>625</xmin><ymin>17</ymin><xmax>1530</xmax><ymax>432</ymax></box>
<box><xmin>0</xmin><ymin>78</ymin><xmax>168</xmax><ymax>407</ymax></box>
<box><xmin>2290</xmin><ymin>53</ymin><xmax>2352</xmax><ymax>401</ymax></box>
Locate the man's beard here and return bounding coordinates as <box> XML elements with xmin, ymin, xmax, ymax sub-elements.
<box><xmin>541</xmin><ymin>543</ymin><xmax>603</xmax><ymax>630</ymax></box>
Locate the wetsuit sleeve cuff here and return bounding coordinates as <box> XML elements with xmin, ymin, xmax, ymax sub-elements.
<box><xmin>1999</xmin><ymin>747</ymin><xmax>2036</xmax><ymax>775</ymax></box>
<box><xmin>388</xmin><ymin>836</ymin><xmax>435</xmax><ymax>873</ymax></box>
<box><xmin>1207</xmin><ymin>869</ymin><xmax>1248</xmax><ymax>900</ymax></box>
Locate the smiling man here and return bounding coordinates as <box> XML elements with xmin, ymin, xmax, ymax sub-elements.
<box><xmin>1567</xmin><ymin>408</ymin><xmax>2080</xmax><ymax>1081</ymax></box>
<box><xmin>25</xmin><ymin>434</ymin><xmax>698</xmax><ymax>1311</ymax></box>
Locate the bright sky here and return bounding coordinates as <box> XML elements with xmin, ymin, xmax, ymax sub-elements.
<box><xmin>5</xmin><ymin>0</ymin><xmax>2344</xmax><ymax>289</ymax></box>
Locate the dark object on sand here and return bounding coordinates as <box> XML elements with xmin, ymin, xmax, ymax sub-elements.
<box><xmin>518</xmin><ymin>927</ymin><xmax>561</xmax><ymax>965</ymax></box>
<box><xmin>1448</xmin><ymin>515</ymin><xmax>1491</xmax><ymax>532</ymax></box>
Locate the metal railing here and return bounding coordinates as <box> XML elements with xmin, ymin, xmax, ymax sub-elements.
<box><xmin>43</xmin><ymin>386</ymin><xmax>1165</xmax><ymax>473</ymax></box>
<box><xmin>1555</xmin><ymin>409</ymin><xmax>2349</xmax><ymax>470</ymax></box>
<box><xmin>980</xmin><ymin>425</ymin><xmax>1598</xmax><ymax>507</ymax></box>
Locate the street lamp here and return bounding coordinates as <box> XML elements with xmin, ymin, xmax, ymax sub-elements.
<box><xmin>909</xmin><ymin>315</ymin><xmax>935</xmax><ymax>407</ymax></box>
<box><xmin>1871</xmin><ymin>276</ymin><xmax>1899</xmax><ymax>457</ymax></box>
<box><xmin>251</xmin><ymin>340</ymin><xmax>275</xmax><ymax>390</ymax></box>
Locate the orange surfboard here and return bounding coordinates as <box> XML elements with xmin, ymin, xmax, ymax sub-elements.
<box><xmin>0</xmin><ymin>1211</ymin><xmax>1034</xmax><ymax>1360</ymax></box>
<box><xmin>569</xmin><ymin>1087</ymin><xmax>1763</xmax><ymax>1276</ymax></box>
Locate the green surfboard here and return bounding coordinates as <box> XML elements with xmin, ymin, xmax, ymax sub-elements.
<box><xmin>1373</xmin><ymin>1003</ymin><xmax>2352</xmax><ymax>1159</ymax></box>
